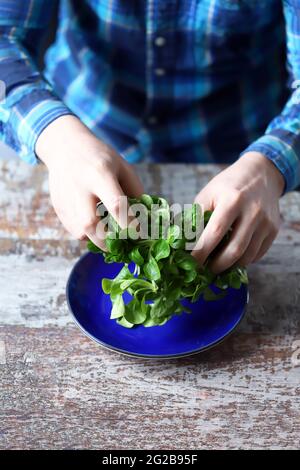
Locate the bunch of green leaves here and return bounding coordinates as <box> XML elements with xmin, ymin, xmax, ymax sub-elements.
<box><xmin>87</xmin><ymin>194</ymin><xmax>248</xmax><ymax>328</ymax></box>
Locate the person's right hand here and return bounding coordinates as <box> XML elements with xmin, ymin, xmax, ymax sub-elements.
<box><xmin>35</xmin><ymin>115</ymin><xmax>144</xmax><ymax>249</ymax></box>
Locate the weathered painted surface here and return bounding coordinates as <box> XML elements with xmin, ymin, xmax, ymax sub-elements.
<box><xmin>0</xmin><ymin>159</ymin><xmax>299</xmax><ymax>450</ymax></box>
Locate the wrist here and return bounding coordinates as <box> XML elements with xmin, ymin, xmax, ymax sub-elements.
<box><xmin>36</xmin><ymin>115</ymin><xmax>82</xmax><ymax>168</ymax></box>
<box><xmin>35</xmin><ymin>115</ymin><xmax>112</xmax><ymax>170</ymax></box>
<box><xmin>239</xmin><ymin>151</ymin><xmax>285</xmax><ymax>197</ymax></box>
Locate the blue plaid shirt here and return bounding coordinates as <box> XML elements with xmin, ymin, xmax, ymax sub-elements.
<box><xmin>1</xmin><ymin>0</ymin><xmax>300</xmax><ymax>191</ymax></box>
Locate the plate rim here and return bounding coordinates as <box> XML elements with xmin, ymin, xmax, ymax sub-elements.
<box><xmin>66</xmin><ymin>252</ymin><xmax>249</xmax><ymax>360</ymax></box>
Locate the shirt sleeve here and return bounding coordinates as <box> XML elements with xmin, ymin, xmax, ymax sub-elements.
<box><xmin>240</xmin><ymin>0</ymin><xmax>300</xmax><ymax>193</ymax></box>
<box><xmin>0</xmin><ymin>0</ymin><xmax>73</xmax><ymax>164</ymax></box>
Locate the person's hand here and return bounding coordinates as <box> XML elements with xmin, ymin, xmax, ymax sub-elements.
<box><xmin>36</xmin><ymin>115</ymin><xmax>144</xmax><ymax>249</ymax></box>
<box><xmin>192</xmin><ymin>152</ymin><xmax>284</xmax><ymax>273</ymax></box>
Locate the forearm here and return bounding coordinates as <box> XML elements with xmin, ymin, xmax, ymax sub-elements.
<box><xmin>0</xmin><ymin>0</ymin><xmax>71</xmax><ymax>163</ymax></box>
<box><xmin>239</xmin><ymin>0</ymin><xmax>300</xmax><ymax>193</ymax></box>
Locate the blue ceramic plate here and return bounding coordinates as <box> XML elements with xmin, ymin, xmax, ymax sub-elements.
<box><xmin>66</xmin><ymin>252</ymin><xmax>248</xmax><ymax>359</ymax></box>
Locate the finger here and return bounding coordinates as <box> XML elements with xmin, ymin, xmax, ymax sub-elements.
<box><xmin>209</xmin><ymin>214</ymin><xmax>257</xmax><ymax>273</ymax></box>
<box><xmin>119</xmin><ymin>163</ymin><xmax>144</xmax><ymax>226</ymax></box>
<box><xmin>120</xmin><ymin>162</ymin><xmax>144</xmax><ymax>197</ymax></box>
<box><xmin>76</xmin><ymin>194</ymin><xmax>107</xmax><ymax>250</ymax></box>
<box><xmin>233</xmin><ymin>226</ymin><xmax>268</xmax><ymax>267</ymax></box>
<box><xmin>192</xmin><ymin>201</ymin><xmax>238</xmax><ymax>265</ymax></box>
<box><xmin>194</xmin><ymin>189</ymin><xmax>214</xmax><ymax>213</ymax></box>
<box><xmin>85</xmin><ymin>220</ymin><xmax>107</xmax><ymax>251</ymax></box>
<box><xmin>94</xmin><ymin>174</ymin><xmax>129</xmax><ymax>229</ymax></box>
<box><xmin>253</xmin><ymin>231</ymin><xmax>277</xmax><ymax>263</ymax></box>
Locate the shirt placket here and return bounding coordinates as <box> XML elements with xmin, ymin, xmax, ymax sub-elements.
<box><xmin>138</xmin><ymin>0</ymin><xmax>174</xmax><ymax>158</ymax></box>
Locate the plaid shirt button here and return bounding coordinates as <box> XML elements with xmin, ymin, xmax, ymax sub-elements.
<box><xmin>148</xmin><ymin>116</ymin><xmax>158</xmax><ymax>125</ymax></box>
<box><xmin>154</xmin><ymin>37</ymin><xmax>166</xmax><ymax>47</ymax></box>
<box><xmin>154</xmin><ymin>68</ymin><xmax>166</xmax><ymax>76</ymax></box>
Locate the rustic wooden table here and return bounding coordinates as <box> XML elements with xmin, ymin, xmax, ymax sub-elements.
<box><xmin>0</xmin><ymin>159</ymin><xmax>299</xmax><ymax>450</ymax></box>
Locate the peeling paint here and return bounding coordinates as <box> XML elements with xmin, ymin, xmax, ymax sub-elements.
<box><xmin>0</xmin><ymin>340</ymin><xmax>6</xmax><ymax>365</ymax></box>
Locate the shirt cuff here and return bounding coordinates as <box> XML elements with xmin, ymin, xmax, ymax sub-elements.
<box><xmin>240</xmin><ymin>134</ymin><xmax>300</xmax><ymax>193</ymax></box>
<box><xmin>4</xmin><ymin>88</ymin><xmax>74</xmax><ymax>164</ymax></box>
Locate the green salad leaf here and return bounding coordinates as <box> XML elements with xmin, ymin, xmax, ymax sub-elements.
<box><xmin>87</xmin><ymin>194</ymin><xmax>248</xmax><ymax>328</ymax></box>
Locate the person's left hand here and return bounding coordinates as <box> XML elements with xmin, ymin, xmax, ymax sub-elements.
<box><xmin>192</xmin><ymin>151</ymin><xmax>284</xmax><ymax>273</ymax></box>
